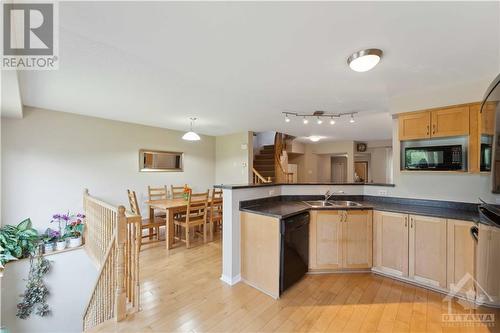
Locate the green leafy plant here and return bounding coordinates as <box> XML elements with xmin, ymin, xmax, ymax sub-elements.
<box><xmin>0</xmin><ymin>219</ymin><xmax>39</xmax><ymax>268</ymax></box>
<box><xmin>16</xmin><ymin>255</ymin><xmax>51</xmax><ymax>319</ymax></box>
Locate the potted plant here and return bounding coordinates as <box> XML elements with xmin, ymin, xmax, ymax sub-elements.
<box><xmin>64</xmin><ymin>214</ymin><xmax>85</xmax><ymax>248</ymax></box>
<box><xmin>0</xmin><ymin>218</ymin><xmax>39</xmax><ymax>268</ymax></box>
<box><xmin>41</xmin><ymin>228</ymin><xmax>59</xmax><ymax>254</ymax></box>
<box><xmin>50</xmin><ymin>213</ymin><xmax>69</xmax><ymax>251</ymax></box>
<box><xmin>182</xmin><ymin>184</ymin><xmax>191</xmax><ymax>201</ymax></box>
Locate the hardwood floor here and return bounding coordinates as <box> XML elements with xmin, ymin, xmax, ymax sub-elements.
<box><xmin>90</xmin><ymin>238</ymin><xmax>500</xmax><ymax>333</ymax></box>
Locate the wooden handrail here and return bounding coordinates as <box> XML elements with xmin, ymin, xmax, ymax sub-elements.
<box><xmin>252</xmin><ymin>167</ymin><xmax>272</xmax><ymax>184</ymax></box>
<box><xmin>82</xmin><ymin>189</ymin><xmax>141</xmax><ymax>331</ymax></box>
<box><xmin>274</xmin><ymin>133</ymin><xmax>294</xmax><ymax>183</ymax></box>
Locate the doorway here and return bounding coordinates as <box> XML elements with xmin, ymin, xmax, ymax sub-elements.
<box><xmin>354</xmin><ymin>161</ymin><xmax>368</xmax><ymax>182</ymax></box>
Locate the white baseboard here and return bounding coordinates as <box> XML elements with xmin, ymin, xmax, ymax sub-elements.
<box><xmin>220</xmin><ymin>274</ymin><xmax>241</xmax><ymax>286</ymax></box>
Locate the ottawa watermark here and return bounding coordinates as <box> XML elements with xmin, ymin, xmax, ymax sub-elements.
<box><xmin>441</xmin><ymin>273</ymin><xmax>495</xmax><ymax>327</ymax></box>
<box><xmin>1</xmin><ymin>1</ymin><xmax>58</xmax><ymax>70</ymax></box>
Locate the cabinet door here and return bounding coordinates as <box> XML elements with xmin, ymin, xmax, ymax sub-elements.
<box><xmin>476</xmin><ymin>223</ymin><xmax>500</xmax><ymax>305</ymax></box>
<box><xmin>431</xmin><ymin>106</ymin><xmax>469</xmax><ymax>138</ymax></box>
<box><xmin>469</xmin><ymin>104</ymin><xmax>481</xmax><ymax>173</ymax></box>
<box><xmin>446</xmin><ymin>219</ymin><xmax>476</xmax><ymax>295</ymax></box>
<box><xmin>409</xmin><ymin>215</ymin><xmax>447</xmax><ymax>288</ymax></box>
<box><xmin>309</xmin><ymin>210</ymin><xmax>343</xmax><ymax>270</ymax></box>
<box><xmin>398</xmin><ymin>111</ymin><xmax>431</xmax><ymax>140</ymax></box>
<box><xmin>481</xmin><ymin>101</ymin><xmax>496</xmax><ymax>135</ymax></box>
<box><xmin>342</xmin><ymin>210</ymin><xmax>373</xmax><ymax>269</ymax></box>
<box><xmin>373</xmin><ymin>211</ymin><xmax>409</xmax><ymax>277</ymax></box>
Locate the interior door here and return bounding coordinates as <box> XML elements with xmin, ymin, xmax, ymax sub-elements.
<box><xmin>331</xmin><ymin>156</ymin><xmax>347</xmax><ymax>183</ymax></box>
<box><xmin>342</xmin><ymin>210</ymin><xmax>373</xmax><ymax>269</ymax></box>
<box><xmin>409</xmin><ymin>214</ymin><xmax>447</xmax><ymax>288</ymax></box>
<box><xmin>309</xmin><ymin>211</ymin><xmax>343</xmax><ymax>270</ymax></box>
<box><xmin>373</xmin><ymin>211</ymin><xmax>409</xmax><ymax>277</ymax></box>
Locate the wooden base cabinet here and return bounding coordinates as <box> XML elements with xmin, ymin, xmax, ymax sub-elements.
<box><xmin>409</xmin><ymin>215</ymin><xmax>447</xmax><ymax>288</ymax></box>
<box><xmin>476</xmin><ymin>223</ymin><xmax>500</xmax><ymax>306</ymax></box>
<box><xmin>309</xmin><ymin>210</ymin><xmax>372</xmax><ymax>271</ymax></box>
<box><xmin>373</xmin><ymin>211</ymin><xmax>409</xmax><ymax>277</ymax></box>
<box><xmin>446</xmin><ymin>219</ymin><xmax>476</xmax><ymax>295</ymax></box>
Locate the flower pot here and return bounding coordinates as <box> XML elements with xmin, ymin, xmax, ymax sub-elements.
<box><xmin>67</xmin><ymin>236</ymin><xmax>82</xmax><ymax>248</ymax></box>
<box><xmin>55</xmin><ymin>240</ymin><xmax>66</xmax><ymax>251</ymax></box>
<box><xmin>43</xmin><ymin>242</ymin><xmax>55</xmax><ymax>254</ymax></box>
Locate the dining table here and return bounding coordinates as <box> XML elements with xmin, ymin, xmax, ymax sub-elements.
<box><xmin>145</xmin><ymin>197</ymin><xmax>213</xmax><ymax>253</ymax></box>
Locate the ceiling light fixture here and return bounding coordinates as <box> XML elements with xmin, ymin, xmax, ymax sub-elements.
<box><xmin>347</xmin><ymin>48</ymin><xmax>383</xmax><ymax>72</ymax></box>
<box><xmin>309</xmin><ymin>136</ymin><xmax>321</xmax><ymax>142</ymax></box>
<box><xmin>349</xmin><ymin>114</ymin><xmax>355</xmax><ymax>123</ymax></box>
<box><xmin>182</xmin><ymin>117</ymin><xmax>201</xmax><ymax>141</ymax></box>
<box><xmin>282</xmin><ymin>111</ymin><xmax>357</xmax><ymax>125</ymax></box>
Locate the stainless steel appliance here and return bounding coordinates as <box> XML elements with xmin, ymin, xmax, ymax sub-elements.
<box><xmin>477</xmin><ymin>73</ymin><xmax>500</xmax><ymax>307</ymax></box>
<box><xmin>480</xmin><ymin>135</ymin><xmax>493</xmax><ymax>172</ymax></box>
<box><xmin>401</xmin><ymin>137</ymin><xmax>467</xmax><ymax>171</ymax></box>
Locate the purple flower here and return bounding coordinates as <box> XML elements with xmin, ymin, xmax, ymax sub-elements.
<box><xmin>77</xmin><ymin>213</ymin><xmax>85</xmax><ymax>218</ymax></box>
<box><xmin>52</xmin><ymin>214</ymin><xmax>61</xmax><ymax>219</ymax></box>
<box><xmin>61</xmin><ymin>214</ymin><xmax>70</xmax><ymax>221</ymax></box>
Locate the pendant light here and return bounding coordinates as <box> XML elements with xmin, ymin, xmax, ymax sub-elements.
<box><xmin>182</xmin><ymin>117</ymin><xmax>201</xmax><ymax>141</ymax></box>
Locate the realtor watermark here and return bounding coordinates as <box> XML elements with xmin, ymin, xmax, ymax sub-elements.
<box><xmin>1</xmin><ymin>1</ymin><xmax>58</xmax><ymax>70</ymax></box>
<box><xmin>441</xmin><ymin>273</ymin><xmax>496</xmax><ymax>327</ymax></box>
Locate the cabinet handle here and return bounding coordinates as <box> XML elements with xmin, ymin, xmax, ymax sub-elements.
<box><xmin>404</xmin><ymin>216</ymin><xmax>408</xmax><ymax>227</ymax></box>
<box><xmin>426</xmin><ymin>125</ymin><xmax>430</xmax><ymax>135</ymax></box>
<box><xmin>432</xmin><ymin>124</ymin><xmax>436</xmax><ymax>135</ymax></box>
<box><xmin>410</xmin><ymin>218</ymin><xmax>413</xmax><ymax>228</ymax></box>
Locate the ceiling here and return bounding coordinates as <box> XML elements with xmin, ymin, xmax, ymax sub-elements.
<box><xmin>18</xmin><ymin>1</ymin><xmax>500</xmax><ymax>141</ymax></box>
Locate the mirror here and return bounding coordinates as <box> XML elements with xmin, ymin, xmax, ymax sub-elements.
<box><xmin>139</xmin><ymin>150</ymin><xmax>183</xmax><ymax>172</ymax></box>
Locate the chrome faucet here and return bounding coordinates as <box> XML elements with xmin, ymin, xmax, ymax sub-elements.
<box><xmin>324</xmin><ymin>190</ymin><xmax>344</xmax><ymax>203</ymax></box>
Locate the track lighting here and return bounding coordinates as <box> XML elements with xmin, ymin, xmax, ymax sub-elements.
<box><xmin>282</xmin><ymin>111</ymin><xmax>357</xmax><ymax>126</ymax></box>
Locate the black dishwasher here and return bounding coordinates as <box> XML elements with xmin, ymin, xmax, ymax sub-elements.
<box><xmin>280</xmin><ymin>212</ymin><xmax>309</xmax><ymax>294</ymax></box>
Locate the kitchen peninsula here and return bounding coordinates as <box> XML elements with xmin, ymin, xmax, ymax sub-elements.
<box><xmin>215</xmin><ymin>182</ymin><xmax>498</xmax><ymax>307</ymax></box>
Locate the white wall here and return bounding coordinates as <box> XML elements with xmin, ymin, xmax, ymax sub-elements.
<box><xmin>1</xmin><ymin>107</ymin><xmax>216</xmax><ymax>230</ymax></box>
<box><xmin>1</xmin><ymin>248</ymin><xmax>97</xmax><ymax>333</ymax></box>
<box><xmin>215</xmin><ymin>132</ymin><xmax>252</xmax><ymax>185</ymax></box>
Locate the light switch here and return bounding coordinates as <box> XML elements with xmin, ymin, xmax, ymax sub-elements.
<box><xmin>241</xmin><ymin>144</ymin><xmax>248</xmax><ymax>150</ymax></box>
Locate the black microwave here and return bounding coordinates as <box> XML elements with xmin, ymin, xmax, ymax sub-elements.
<box><xmin>404</xmin><ymin>144</ymin><xmax>465</xmax><ymax>171</ymax></box>
<box><xmin>480</xmin><ymin>135</ymin><xmax>493</xmax><ymax>172</ymax></box>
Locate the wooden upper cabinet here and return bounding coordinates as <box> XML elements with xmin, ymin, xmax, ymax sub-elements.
<box><xmin>409</xmin><ymin>214</ymin><xmax>447</xmax><ymax>288</ymax></box>
<box><xmin>398</xmin><ymin>111</ymin><xmax>431</xmax><ymax>140</ymax></box>
<box><xmin>430</xmin><ymin>106</ymin><xmax>469</xmax><ymax>138</ymax></box>
<box><xmin>373</xmin><ymin>210</ymin><xmax>409</xmax><ymax>277</ymax></box>
<box><xmin>481</xmin><ymin>102</ymin><xmax>496</xmax><ymax>135</ymax></box>
<box><xmin>342</xmin><ymin>210</ymin><xmax>372</xmax><ymax>269</ymax></box>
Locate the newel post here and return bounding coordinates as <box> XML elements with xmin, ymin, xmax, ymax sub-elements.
<box><xmin>115</xmin><ymin>205</ymin><xmax>127</xmax><ymax>321</ymax></box>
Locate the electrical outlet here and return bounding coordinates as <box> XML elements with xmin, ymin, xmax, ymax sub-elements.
<box><xmin>378</xmin><ymin>190</ymin><xmax>388</xmax><ymax>196</ymax></box>
<box><xmin>269</xmin><ymin>189</ymin><xmax>275</xmax><ymax>196</ymax></box>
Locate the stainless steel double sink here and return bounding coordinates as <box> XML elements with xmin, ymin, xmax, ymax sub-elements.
<box><xmin>303</xmin><ymin>200</ymin><xmax>363</xmax><ymax>208</ymax></box>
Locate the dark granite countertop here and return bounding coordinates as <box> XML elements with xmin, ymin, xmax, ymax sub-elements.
<box><xmin>240</xmin><ymin>196</ymin><xmax>480</xmax><ymax>222</ymax></box>
<box><xmin>215</xmin><ymin>182</ymin><xmax>395</xmax><ymax>189</ymax></box>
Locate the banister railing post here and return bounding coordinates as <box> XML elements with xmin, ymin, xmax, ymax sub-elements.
<box><xmin>115</xmin><ymin>206</ymin><xmax>127</xmax><ymax>321</ymax></box>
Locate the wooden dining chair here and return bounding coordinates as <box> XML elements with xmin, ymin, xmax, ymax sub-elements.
<box><xmin>209</xmin><ymin>189</ymin><xmax>223</xmax><ymax>240</ymax></box>
<box><xmin>171</xmin><ymin>185</ymin><xmax>186</xmax><ymax>199</ymax></box>
<box><xmin>148</xmin><ymin>185</ymin><xmax>168</xmax><ymax>218</ymax></box>
<box><xmin>127</xmin><ymin>189</ymin><xmax>165</xmax><ymax>251</ymax></box>
<box><xmin>173</xmin><ymin>191</ymin><xmax>209</xmax><ymax>248</ymax></box>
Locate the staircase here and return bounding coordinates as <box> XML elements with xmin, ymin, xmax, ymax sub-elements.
<box><xmin>253</xmin><ymin>145</ymin><xmax>276</xmax><ymax>183</ymax></box>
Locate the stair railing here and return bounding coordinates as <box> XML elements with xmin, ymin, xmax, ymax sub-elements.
<box><xmin>82</xmin><ymin>189</ymin><xmax>141</xmax><ymax>331</ymax></box>
<box><xmin>274</xmin><ymin>133</ymin><xmax>294</xmax><ymax>183</ymax></box>
<box><xmin>252</xmin><ymin>167</ymin><xmax>272</xmax><ymax>184</ymax></box>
